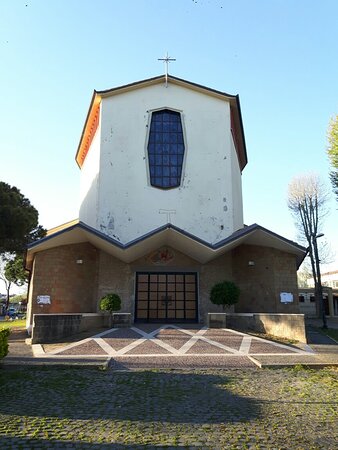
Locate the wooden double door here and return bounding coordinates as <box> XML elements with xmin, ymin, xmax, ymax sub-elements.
<box><xmin>135</xmin><ymin>272</ymin><xmax>198</xmax><ymax>322</ymax></box>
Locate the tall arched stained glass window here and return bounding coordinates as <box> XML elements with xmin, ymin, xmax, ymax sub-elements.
<box><xmin>147</xmin><ymin>109</ymin><xmax>185</xmax><ymax>189</ymax></box>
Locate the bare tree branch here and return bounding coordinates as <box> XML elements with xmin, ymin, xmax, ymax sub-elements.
<box><xmin>287</xmin><ymin>173</ymin><xmax>330</xmax><ymax>327</ymax></box>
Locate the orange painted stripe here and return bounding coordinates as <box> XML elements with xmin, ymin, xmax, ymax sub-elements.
<box><xmin>76</xmin><ymin>101</ymin><xmax>101</xmax><ymax>168</ymax></box>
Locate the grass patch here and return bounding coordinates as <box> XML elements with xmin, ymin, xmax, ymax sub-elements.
<box><xmin>320</xmin><ymin>327</ymin><xmax>338</xmax><ymax>342</ymax></box>
<box><xmin>0</xmin><ymin>319</ymin><xmax>26</xmax><ymax>330</ymax></box>
<box><xmin>248</xmin><ymin>331</ymin><xmax>298</xmax><ymax>346</ymax></box>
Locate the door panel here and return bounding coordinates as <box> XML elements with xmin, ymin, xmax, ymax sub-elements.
<box><xmin>135</xmin><ymin>272</ymin><xmax>198</xmax><ymax>322</ymax></box>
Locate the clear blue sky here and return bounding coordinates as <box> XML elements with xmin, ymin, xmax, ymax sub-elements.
<box><xmin>0</xmin><ymin>0</ymin><xmax>337</xmax><ymax>293</ymax></box>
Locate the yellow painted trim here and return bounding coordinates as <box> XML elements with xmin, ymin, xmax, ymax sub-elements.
<box><xmin>46</xmin><ymin>219</ymin><xmax>80</xmax><ymax>236</ymax></box>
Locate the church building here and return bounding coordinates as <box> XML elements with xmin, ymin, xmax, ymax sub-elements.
<box><xmin>25</xmin><ymin>75</ymin><xmax>306</xmax><ymax>329</ymax></box>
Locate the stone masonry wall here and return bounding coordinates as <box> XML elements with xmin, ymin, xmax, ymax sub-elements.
<box><xmin>131</xmin><ymin>248</ymin><xmax>233</xmax><ymax>323</ymax></box>
<box><xmin>232</xmin><ymin>244</ymin><xmax>299</xmax><ymax>313</ymax></box>
<box><xmin>96</xmin><ymin>251</ymin><xmax>133</xmax><ymax>315</ymax></box>
<box><xmin>27</xmin><ymin>242</ymin><xmax>300</xmax><ymax>328</ymax></box>
<box><xmin>130</xmin><ymin>247</ymin><xmax>200</xmax><ymax>321</ymax></box>
<box><xmin>28</xmin><ymin>243</ymin><xmax>99</xmax><ymax>325</ymax></box>
<box><xmin>199</xmin><ymin>253</ymin><xmax>233</xmax><ymax>322</ymax></box>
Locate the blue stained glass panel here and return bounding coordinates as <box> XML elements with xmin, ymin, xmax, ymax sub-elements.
<box><xmin>170</xmin><ymin>122</ymin><xmax>178</xmax><ymax>132</ymax></box>
<box><xmin>170</xmin><ymin>133</ymin><xmax>177</xmax><ymax>144</ymax></box>
<box><xmin>171</xmin><ymin>155</ymin><xmax>177</xmax><ymax>165</ymax></box>
<box><xmin>170</xmin><ymin>166</ymin><xmax>178</xmax><ymax>176</ymax></box>
<box><xmin>147</xmin><ymin>109</ymin><xmax>185</xmax><ymax>189</ymax></box>
<box><xmin>163</xmin><ymin>144</ymin><xmax>170</xmax><ymax>154</ymax></box>
<box><xmin>155</xmin><ymin>166</ymin><xmax>162</xmax><ymax>176</ymax></box>
<box><xmin>155</xmin><ymin>155</ymin><xmax>162</xmax><ymax>165</ymax></box>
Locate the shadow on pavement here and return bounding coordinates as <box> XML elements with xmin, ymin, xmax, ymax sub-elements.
<box><xmin>0</xmin><ymin>436</ymin><xmax>188</xmax><ymax>449</ymax></box>
<box><xmin>0</xmin><ymin>368</ymin><xmax>261</xmax><ymax>425</ymax></box>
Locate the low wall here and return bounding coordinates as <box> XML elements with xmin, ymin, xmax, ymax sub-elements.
<box><xmin>226</xmin><ymin>313</ymin><xmax>307</xmax><ymax>343</ymax></box>
<box><xmin>31</xmin><ymin>313</ymin><xmax>104</xmax><ymax>344</ymax></box>
<box><xmin>207</xmin><ymin>313</ymin><xmax>227</xmax><ymax>328</ymax></box>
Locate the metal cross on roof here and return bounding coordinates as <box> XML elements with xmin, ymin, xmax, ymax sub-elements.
<box><xmin>158</xmin><ymin>52</ymin><xmax>176</xmax><ymax>87</ymax></box>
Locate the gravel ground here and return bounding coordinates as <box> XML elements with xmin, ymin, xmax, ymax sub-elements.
<box><xmin>0</xmin><ymin>366</ymin><xmax>337</xmax><ymax>449</ymax></box>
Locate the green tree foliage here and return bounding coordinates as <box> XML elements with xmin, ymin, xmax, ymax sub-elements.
<box><xmin>327</xmin><ymin>115</ymin><xmax>338</xmax><ymax>201</ymax></box>
<box><xmin>5</xmin><ymin>255</ymin><xmax>28</xmax><ymax>287</ymax></box>
<box><xmin>210</xmin><ymin>281</ymin><xmax>240</xmax><ymax>310</ymax></box>
<box><xmin>9</xmin><ymin>293</ymin><xmax>27</xmax><ymax>304</ymax></box>
<box><xmin>0</xmin><ymin>182</ymin><xmax>45</xmax><ymax>254</ymax></box>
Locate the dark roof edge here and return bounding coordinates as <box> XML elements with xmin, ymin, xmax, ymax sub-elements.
<box><xmin>234</xmin><ymin>95</ymin><xmax>248</xmax><ymax>168</ymax></box>
<box><xmin>27</xmin><ymin>221</ymin><xmax>306</xmax><ymax>255</ymax></box>
<box><xmin>96</xmin><ymin>74</ymin><xmax>238</xmax><ymax>99</ymax></box>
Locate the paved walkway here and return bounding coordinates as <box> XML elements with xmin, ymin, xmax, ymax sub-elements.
<box><xmin>31</xmin><ymin>324</ymin><xmax>315</xmax><ymax>369</ymax></box>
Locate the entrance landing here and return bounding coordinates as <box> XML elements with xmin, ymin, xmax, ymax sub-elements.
<box><xmin>34</xmin><ymin>325</ymin><xmax>313</xmax><ymax>369</ymax></box>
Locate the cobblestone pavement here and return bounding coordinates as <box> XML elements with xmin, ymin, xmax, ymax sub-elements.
<box><xmin>37</xmin><ymin>325</ymin><xmax>312</xmax><ymax>369</ymax></box>
<box><xmin>0</xmin><ymin>366</ymin><xmax>337</xmax><ymax>449</ymax></box>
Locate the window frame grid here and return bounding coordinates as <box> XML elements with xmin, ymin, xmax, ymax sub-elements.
<box><xmin>147</xmin><ymin>109</ymin><xmax>185</xmax><ymax>190</ymax></box>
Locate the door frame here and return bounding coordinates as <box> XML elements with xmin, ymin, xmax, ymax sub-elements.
<box><xmin>134</xmin><ymin>271</ymin><xmax>199</xmax><ymax>323</ymax></box>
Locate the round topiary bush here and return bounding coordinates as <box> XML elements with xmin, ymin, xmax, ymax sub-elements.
<box><xmin>210</xmin><ymin>281</ymin><xmax>240</xmax><ymax>310</ymax></box>
<box><xmin>100</xmin><ymin>293</ymin><xmax>121</xmax><ymax>327</ymax></box>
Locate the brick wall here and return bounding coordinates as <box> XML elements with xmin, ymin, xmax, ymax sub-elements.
<box><xmin>232</xmin><ymin>244</ymin><xmax>299</xmax><ymax>313</ymax></box>
<box><xmin>200</xmin><ymin>253</ymin><xmax>234</xmax><ymax>322</ymax></box>
<box><xmin>28</xmin><ymin>243</ymin><xmax>99</xmax><ymax>324</ymax></box>
<box><xmin>97</xmin><ymin>251</ymin><xmax>133</xmax><ymax>314</ymax></box>
<box><xmin>27</xmin><ymin>242</ymin><xmax>300</xmax><ymax>327</ymax></box>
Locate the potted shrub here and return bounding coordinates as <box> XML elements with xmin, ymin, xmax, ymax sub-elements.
<box><xmin>210</xmin><ymin>281</ymin><xmax>240</xmax><ymax>310</ymax></box>
<box><xmin>99</xmin><ymin>293</ymin><xmax>121</xmax><ymax>327</ymax></box>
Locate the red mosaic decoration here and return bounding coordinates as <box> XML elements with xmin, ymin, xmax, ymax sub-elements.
<box><xmin>147</xmin><ymin>247</ymin><xmax>175</xmax><ymax>265</ymax></box>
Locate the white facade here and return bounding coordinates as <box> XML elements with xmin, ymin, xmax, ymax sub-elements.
<box><xmin>308</xmin><ymin>270</ymin><xmax>338</xmax><ymax>289</ymax></box>
<box><xmin>79</xmin><ymin>79</ymin><xmax>244</xmax><ymax>245</ymax></box>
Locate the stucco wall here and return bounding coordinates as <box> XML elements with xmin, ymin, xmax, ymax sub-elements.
<box><xmin>79</xmin><ymin>82</ymin><xmax>244</xmax><ymax>245</ymax></box>
<box><xmin>230</xmin><ymin>134</ymin><xmax>243</xmax><ymax>231</ymax></box>
<box><xmin>79</xmin><ymin>118</ymin><xmax>101</xmax><ymax>224</ymax></box>
<box><xmin>232</xmin><ymin>244</ymin><xmax>299</xmax><ymax>313</ymax></box>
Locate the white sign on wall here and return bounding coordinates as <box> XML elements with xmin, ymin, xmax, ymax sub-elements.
<box><xmin>280</xmin><ymin>292</ymin><xmax>293</xmax><ymax>303</ymax></box>
<box><xmin>37</xmin><ymin>295</ymin><xmax>51</xmax><ymax>305</ymax></box>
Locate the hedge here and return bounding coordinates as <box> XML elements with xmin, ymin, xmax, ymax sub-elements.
<box><xmin>0</xmin><ymin>328</ymin><xmax>10</xmax><ymax>359</ymax></box>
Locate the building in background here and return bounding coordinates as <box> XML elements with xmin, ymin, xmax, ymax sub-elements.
<box><xmin>299</xmin><ymin>270</ymin><xmax>338</xmax><ymax>318</ymax></box>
